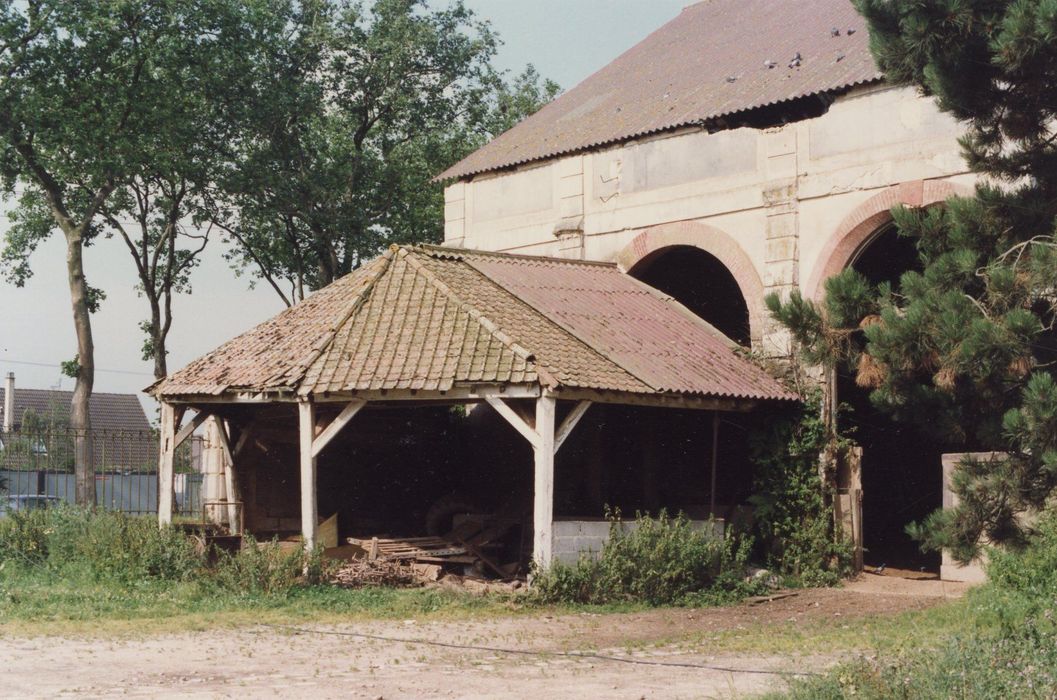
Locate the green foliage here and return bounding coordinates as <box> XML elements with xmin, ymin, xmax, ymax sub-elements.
<box><xmin>212</xmin><ymin>536</ymin><xmax>327</xmax><ymax>595</ymax></box>
<box><xmin>768</xmin><ymin>0</ymin><xmax>1057</xmax><ymax>562</ymax></box>
<box><xmin>0</xmin><ymin>507</ymin><xmax>324</xmax><ymax>594</ymax></box>
<box><xmin>213</xmin><ymin>0</ymin><xmax>560</xmax><ymax>304</ymax></box>
<box><xmin>774</xmin><ymin>513</ymin><xmax>1057</xmax><ymax>699</ymax></box>
<box><xmin>0</xmin><ymin>506</ymin><xmax>202</xmax><ymax>582</ymax></box>
<box><xmin>748</xmin><ymin>391</ymin><xmax>852</xmax><ymax>586</ymax></box>
<box><xmin>531</xmin><ymin>511</ymin><xmax>761</xmax><ymax>606</ymax></box>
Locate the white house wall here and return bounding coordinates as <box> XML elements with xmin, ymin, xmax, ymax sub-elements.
<box><xmin>444</xmin><ymin>84</ymin><xmax>974</xmax><ymax>355</ymax></box>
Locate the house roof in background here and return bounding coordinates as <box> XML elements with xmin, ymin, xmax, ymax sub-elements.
<box><xmin>154</xmin><ymin>245</ymin><xmax>797</xmax><ymax>405</ymax></box>
<box><xmin>0</xmin><ymin>388</ymin><xmax>151</xmax><ymax>433</ymax></box>
<box><xmin>439</xmin><ymin>0</ymin><xmax>880</xmax><ymax>180</ymax></box>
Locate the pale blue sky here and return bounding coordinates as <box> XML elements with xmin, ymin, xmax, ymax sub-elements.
<box><xmin>0</xmin><ymin>1</ymin><xmax>689</xmax><ymax>404</ymax></box>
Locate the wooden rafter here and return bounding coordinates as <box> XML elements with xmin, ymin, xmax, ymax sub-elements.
<box><xmin>311</xmin><ymin>399</ymin><xmax>366</xmax><ymax>458</ymax></box>
<box><xmin>554</xmin><ymin>400</ymin><xmax>591</xmax><ymax>454</ymax></box>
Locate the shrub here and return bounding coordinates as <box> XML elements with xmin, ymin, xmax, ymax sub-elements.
<box><xmin>0</xmin><ymin>506</ymin><xmax>204</xmax><ymax>582</ymax></box>
<box><xmin>211</xmin><ymin>535</ymin><xmax>326</xmax><ymax>595</ymax></box>
<box><xmin>748</xmin><ymin>390</ymin><xmax>853</xmax><ymax>586</ymax></box>
<box><xmin>532</xmin><ymin>511</ymin><xmax>761</xmax><ymax>606</ymax></box>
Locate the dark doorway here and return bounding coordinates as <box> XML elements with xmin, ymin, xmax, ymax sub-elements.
<box><xmin>630</xmin><ymin>245</ymin><xmax>751</xmax><ymax>346</ymax></box>
<box><xmin>841</xmin><ymin>224</ymin><xmax>943</xmax><ymax>575</ymax></box>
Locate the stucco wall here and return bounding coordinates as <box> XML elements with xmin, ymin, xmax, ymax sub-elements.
<box><xmin>443</xmin><ymin>84</ymin><xmax>975</xmax><ymax>355</ymax></box>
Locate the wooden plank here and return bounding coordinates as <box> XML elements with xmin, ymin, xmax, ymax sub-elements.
<box><xmin>299</xmin><ymin>402</ymin><xmax>318</xmax><ymax>551</ymax></box>
<box><xmin>213</xmin><ymin>417</ymin><xmax>241</xmax><ymax>535</ymax></box>
<box><xmin>157</xmin><ymin>402</ymin><xmax>176</xmax><ymax>527</ymax></box>
<box><xmin>174</xmin><ymin>410</ymin><xmax>209</xmax><ymax>450</ymax></box>
<box><xmin>533</xmin><ymin>395</ymin><xmax>556</xmax><ymax>569</ymax></box>
<box><xmin>318</xmin><ymin>512</ymin><xmax>339</xmax><ymax>549</ymax></box>
<box><xmin>485</xmin><ymin>396</ymin><xmax>539</xmax><ymax>448</ymax></box>
<box><xmin>311</xmin><ymin>399</ymin><xmax>366</xmax><ymax>458</ymax></box>
<box><xmin>554</xmin><ymin>400</ymin><xmax>591</xmax><ymax>455</ymax></box>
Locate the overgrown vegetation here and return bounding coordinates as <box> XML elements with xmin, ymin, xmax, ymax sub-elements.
<box><xmin>773</xmin><ymin>512</ymin><xmax>1057</xmax><ymax>699</ymax></box>
<box><xmin>769</xmin><ymin>0</ymin><xmax>1057</xmax><ymax>562</ymax></box>
<box><xmin>531</xmin><ymin>511</ymin><xmax>764</xmax><ymax>606</ymax></box>
<box><xmin>0</xmin><ymin>506</ymin><xmax>315</xmax><ymax>590</ymax></box>
<box><xmin>747</xmin><ymin>389</ymin><xmax>853</xmax><ymax>586</ymax></box>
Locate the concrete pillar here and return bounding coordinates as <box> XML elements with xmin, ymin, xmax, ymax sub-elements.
<box><xmin>298</xmin><ymin>401</ymin><xmax>318</xmax><ymax>551</ymax></box>
<box><xmin>3</xmin><ymin>372</ymin><xmax>13</xmax><ymax>432</ymax></box>
<box><xmin>443</xmin><ymin>182</ymin><xmax>467</xmax><ymax>247</ymax></box>
<box><xmin>201</xmin><ymin>419</ymin><xmax>227</xmax><ymax>524</ymax></box>
<box><xmin>761</xmin><ymin>126</ymin><xmax>801</xmax><ymax>358</ymax></box>
<box><xmin>533</xmin><ymin>395</ymin><xmax>556</xmax><ymax>568</ymax></box>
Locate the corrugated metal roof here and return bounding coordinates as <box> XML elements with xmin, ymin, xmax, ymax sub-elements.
<box><xmin>439</xmin><ymin>0</ymin><xmax>880</xmax><ymax>180</ymax></box>
<box><xmin>154</xmin><ymin>246</ymin><xmax>796</xmax><ymax>404</ymax></box>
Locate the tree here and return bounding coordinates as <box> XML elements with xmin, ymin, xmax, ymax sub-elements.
<box><xmin>213</xmin><ymin>0</ymin><xmax>559</xmax><ymax>305</ymax></box>
<box><xmin>768</xmin><ymin>0</ymin><xmax>1057</xmax><ymax>562</ymax></box>
<box><xmin>0</xmin><ymin>1</ymin><xmax>280</xmax><ymax>501</ymax></box>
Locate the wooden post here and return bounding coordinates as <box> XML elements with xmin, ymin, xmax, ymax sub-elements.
<box><xmin>158</xmin><ymin>402</ymin><xmax>176</xmax><ymax>527</ymax></box>
<box><xmin>298</xmin><ymin>401</ymin><xmax>318</xmax><ymax>551</ymax></box>
<box><xmin>213</xmin><ymin>417</ymin><xmax>242</xmax><ymax>535</ymax></box>
<box><xmin>533</xmin><ymin>395</ymin><xmax>556</xmax><ymax>568</ymax></box>
<box><xmin>709</xmin><ymin>411</ymin><xmax>719</xmax><ymax>518</ymax></box>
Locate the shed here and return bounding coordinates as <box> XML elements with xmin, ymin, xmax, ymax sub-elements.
<box><xmin>151</xmin><ymin>245</ymin><xmax>796</xmax><ymax>566</ymax></box>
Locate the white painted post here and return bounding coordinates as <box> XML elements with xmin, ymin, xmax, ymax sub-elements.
<box><xmin>298</xmin><ymin>401</ymin><xmax>318</xmax><ymax>551</ymax></box>
<box><xmin>158</xmin><ymin>402</ymin><xmax>176</xmax><ymax>527</ymax></box>
<box><xmin>533</xmin><ymin>395</ymin><xmax>556</xmax><ymax>568</ymax></box>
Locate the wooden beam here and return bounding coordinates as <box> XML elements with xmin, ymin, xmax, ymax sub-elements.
<box><xmin>554</xmin><ymin>401</ymin><xmax>591</xmax><ymax>455</ymax></box>
<box><xmin>710</xmin><ymin>411</ymin><xmax>719</xmax><ymax>518</ymax></box>
<box><xmin>298</xmin><ymin>402</ymin><xmax>318</xmax><ymax>551</ymax></box>
<box><xmin>533</xmin><ymin>395</ymin><xmax>556</xmax><ymax>569</ymax></box>
<box><xmin>157</xmin><ymin>402</ymin><xmax>176</xmax><ymax>527</ymax></box>
<box><xmin>174</xmin><ymin>410</ymin><xmax>209</xmax><ymax>449</ymax></box>
<box><xmin>311</xmin><ymin>399</ymin><xmax>366</xmax><ymax>458</ymax></box>
<box><xmin>166</xmin><ymin>383</ymin><xmax>541</xmax><ymax>405</ymax></box>
<box><xmin>546</xmin><ymin>388</ymin><xmax>760</xmax><ymax>412</ymax></box>
<box><xmin>485</xmin><ymin>396</ymin><xmax>540</xmax><ymax>448</ymax></box>
<box><xmin>233</xmin><ymin>421</ymin><xmax>256</xmax><ymax>457</ymax></box>
<box><xmin>213</xmin><ymin>417</ymin><xmax>242</xmax><ymax>535</ymax></box>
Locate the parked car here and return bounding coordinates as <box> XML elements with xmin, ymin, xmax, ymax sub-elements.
<box><xmin>0</xmin><ymin>494</ymin><xmax>61</xmax><ymax>518</ymax></box>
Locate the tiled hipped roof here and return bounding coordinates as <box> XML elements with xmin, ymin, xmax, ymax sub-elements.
<box><xmin>153</xmin><ymin>246</ymin><xmax>796</xmax><ymax>404</ymax></box>
<box><xmin>439</xmin><ymin>0</ymin><xmax>880</xmax><ymax>180</ymax></box>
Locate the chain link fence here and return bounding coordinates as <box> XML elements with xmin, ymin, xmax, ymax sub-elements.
<box><xmin>0</xmin><ymin>427</ymin><xmax>203</xmax><ymax>517</ymax></box>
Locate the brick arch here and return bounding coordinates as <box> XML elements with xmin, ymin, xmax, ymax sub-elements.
<box><xmin>807</xmin><ymin>179</ymin><xmax>972</xmax><ymax>301</ymax></box>
<box><xmin>617</xmin><ymin>221</ymin><xmax>765</xmax><ymax>345</ymax></box>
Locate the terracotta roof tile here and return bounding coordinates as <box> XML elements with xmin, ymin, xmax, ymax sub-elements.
<box><xmin>154</xmin><ymin>245</ymin><xmax>796</xmax><ymax>403</ymax></box>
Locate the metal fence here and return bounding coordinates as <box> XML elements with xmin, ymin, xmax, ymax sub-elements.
<box><xmin>0</xmin><ymin>427</ymin><xmax>203</xmax><ymax>517</ymax></box>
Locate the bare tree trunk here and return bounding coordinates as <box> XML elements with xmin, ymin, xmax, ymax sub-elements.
<box><xmin>149</xmin><ymin>297</ymin><xmax>167</xmax><ymax>379</ymax></box>
<box><xmin>66</xmin><ymin>229</ymin><xmax>95</xmax><ymax>507</ymax></box>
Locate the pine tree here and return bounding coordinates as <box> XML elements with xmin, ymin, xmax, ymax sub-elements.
<box><xmin>769</xmin><ymin>0</ymin><xmax>1057</xmax><ymax>562</ymax></box>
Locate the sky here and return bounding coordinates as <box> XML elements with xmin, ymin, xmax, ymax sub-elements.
<box><xmin>0</xmin><ymin>0</ymin><xmax>690</xmax><ymax>412</ymax></box>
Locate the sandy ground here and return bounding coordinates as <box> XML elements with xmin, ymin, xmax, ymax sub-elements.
<box><xmin>1</xmin><ymin>578</ymin><xmax>969</xmax><ymax>699</ymax></box>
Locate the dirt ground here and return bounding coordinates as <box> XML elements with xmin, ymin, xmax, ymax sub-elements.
<box><xmin>2</xmin><ymin>577</ymin><xmax>969</xmax><ymax>699</ymax></box>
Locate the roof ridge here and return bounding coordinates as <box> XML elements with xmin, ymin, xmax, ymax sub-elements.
<box><xmin>290</xmin><ymin>253</ymin><xmax>394</xmax><ymax>396</ymax></box>
<box><xmin>396</xmin><ymin>247</ymin><xmax>561</xmax><ymax>388</ymax></box>
<box><xmin>416</xmin><ymin>244</ymin><xmax>619</xmax><ymax>268</ymax></box>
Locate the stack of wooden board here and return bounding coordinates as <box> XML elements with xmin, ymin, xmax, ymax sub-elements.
<box><xmin>347</xmin><ymin>535</ymin><xmax>473</xmax><ymax>564</ymax></box>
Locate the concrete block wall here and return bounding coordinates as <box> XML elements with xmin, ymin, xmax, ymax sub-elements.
<box><xmin>551</xmin><ymin>518</ymin><xmax>725</xmax><ymax>565</ymax></box>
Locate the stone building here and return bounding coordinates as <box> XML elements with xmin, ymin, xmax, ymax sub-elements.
<box><xmin>439</xmin><ymin>0</ymin><xmax>974</xmax><ymax>575</ymax></box>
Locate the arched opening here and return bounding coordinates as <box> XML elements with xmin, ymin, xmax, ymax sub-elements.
<box><xmin>629</xmin><ymin>245</ymin><xmax>752</xmax><ymax>346</ymax></box>
<box><xmin>840</xmin><ymin>224</ymin><xmax>943</xmax><ymax>576</ymax></box>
